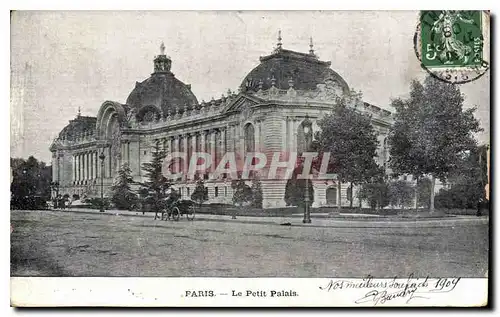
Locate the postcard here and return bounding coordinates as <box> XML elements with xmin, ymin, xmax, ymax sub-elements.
<box><xmin>10</xmin><ymin>10</ymin><xmax>490</xmax><ymax>307</ymax></box>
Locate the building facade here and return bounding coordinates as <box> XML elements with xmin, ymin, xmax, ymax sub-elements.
<box><xmin>49</xmin><ymin>38</ymin><xmax>393</xmax><ymax>208</ymax></box>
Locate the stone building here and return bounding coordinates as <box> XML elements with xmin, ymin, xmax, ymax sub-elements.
<box><xmin>49</xmin><ymin>36</ymin><xmax>393</xmax><ymax>208</ymax></box>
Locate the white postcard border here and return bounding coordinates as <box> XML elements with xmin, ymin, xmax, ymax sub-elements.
<box><xmin>10</xmin><ymin>277</ymin><xmax>488</xmax><ymax>307</ymax></box>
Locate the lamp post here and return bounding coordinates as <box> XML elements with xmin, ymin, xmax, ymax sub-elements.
<box><xmin>51</xmin><ymin>181</ymin><xmax>60</xmax><ymax>209</ymax></box>
<box><xmin>99</xmin><ymin>152</ymin><xmax>106</xmax><ymax>212</ymax></box>
<box><xmin>52</xmin><ymin>154</ymin><xmax>62</xmax><ymax>209</ymax></box>
<box><xmin>302</xmin><ymin>115</ymin><xmax>312</xmax><ymax>224</ymax></box>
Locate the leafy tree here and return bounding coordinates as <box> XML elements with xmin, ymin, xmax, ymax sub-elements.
<box><xmin>139</xmin><ymin>142</ymin><xmax>172</xmax><ymax>219</ymax></box>
<box><xmin>11</xmin><ymin>156</ymin><xmax>52</xmax><ymax>209</ymax></box>
<box><xmin>316</xmin><ymin>91</ymin><xmax>380</xmax><ymax>210</ymax></box>
<box><xmin>231</xmin><ymin>179</ymin><xmax>252</xmax><ymax>207</ymax></box>
<box><xmin>435</xmin><ymin>145</ymin><xmax>488</xmax><ymax>209</ymax></box>
<box><xmin>110</xmin><ymin>163</ymin><xmax>138</xmax><ymax>210</ymax></box>
<box><xmin>359</xmin><ymin>179</ymin><xmax>390</xmax><ymax>210</ymax></box>
<box><xmin>191</xmin><ymin>179</ymin><xmax>208</xmax><ymax>210</ymax></box>
<box><xmin>388</xmin><ymin>76</ymin><xmax>482</xmax><ymax>212</ymax></box>
<box><xmin>388</xmin><ymin>180</ymin><xmax>414</xmax><ymax>209</ymax></box>
<box><xmin>417</xmin><ymin>177</ymin><xmax>432</xmax><ymax>209</ymax></box>
<box><xmin>284</xmin><ymin>166</ymin><xmax>314</xmax><ymax>207</ymax></box>
<box><xmin>250</xmin><ymin>177</ymin><xmax>263</xmax><ymax>208</ymax></box>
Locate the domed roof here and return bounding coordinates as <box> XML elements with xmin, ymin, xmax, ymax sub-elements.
<box><xmin>57</xmin><ymin>115</ymin><xmax>96</xmax><ymax>141</ymax></box>
<box><xmin>240</xmin><ymin>48</ymin><xmax>349</xmax><ymax>94</ymax></box>
<box><xmin>125</xmin><ymin>53</ymin><xmax>198</xmax><ymax>117</ymax></box>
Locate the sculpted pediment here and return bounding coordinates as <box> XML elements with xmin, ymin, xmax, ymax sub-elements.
<box><xmin>305</xmin><ymin>78</ymin><xmax>344</xmax><ymax>101</ymax></box>
<box><xmin>221</xmin><ymin>94</ymin><xmax>261</xmax><ymax>114</ymax></box>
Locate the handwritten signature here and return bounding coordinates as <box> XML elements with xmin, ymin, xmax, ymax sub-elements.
<box><xmin>354</xmin><ymin>287</ymin><xmax>429</xmax><ymax>305</ymax></box>
<box><xmin>319</xmin><ymin>275</ymin><xmax>461</xmax><ymax>306</ymax></box>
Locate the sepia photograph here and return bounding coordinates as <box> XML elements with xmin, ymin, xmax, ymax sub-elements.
<box><xmin>9</xmin><ymin>10</ymin><xmax>490</xmax><ymax>307</ymax></box>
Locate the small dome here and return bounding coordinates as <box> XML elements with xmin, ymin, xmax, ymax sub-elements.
<box><xmin>240</xmin><ymin>48</ymin><xmax>349</xmax><ymax>93</ymax></box>
<box><xmin>125</xmin><ymin>54</ymin><xmax>198</xmax><ymax>120</ymax></box>
<box><xmin>57</xmin><ymin>115</ymin><xmax>96</xmax><ymax>141</ymax></box>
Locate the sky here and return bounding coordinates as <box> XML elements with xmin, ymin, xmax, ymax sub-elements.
<box><xmin>10</xmin><ymin>10</ymin><xmax>490</xmax><ymax>163</ymax></box>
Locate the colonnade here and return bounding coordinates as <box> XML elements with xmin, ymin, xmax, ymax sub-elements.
<box><xmin>72</xmin><ymin>149</ymin><xmax>110</xmax><ymax>183</ymax></box>
<box><xmin>154</xmin><ymin>127</ymin><xmax>228</xmax><ymax>176</ymax></box>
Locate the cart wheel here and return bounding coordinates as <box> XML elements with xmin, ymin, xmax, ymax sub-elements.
<box><xmin>186</xmin><ymin>205</ymin><xmax>195</xmax><ymax>221</ymax></box>
<box><xmin>172</xmin><ymin>207</ymin><xmax>180</xmax><ymax>221</ymax></box>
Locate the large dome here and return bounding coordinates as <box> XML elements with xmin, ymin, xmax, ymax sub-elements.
<box><xmin>125</xmin><ymin>54</ymin><xmax>198</xmax><ymax>119</ymax></box>
<box><xmin>240</xmin><ymin>48</ymin><xmax>349</xmax><ymax>94</ymax></box>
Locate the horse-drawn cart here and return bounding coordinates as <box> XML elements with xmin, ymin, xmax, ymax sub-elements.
<box><xmin>161</xmin><ymin>198</ymin><xmax>196</xmax><ymax>221</ymax></box>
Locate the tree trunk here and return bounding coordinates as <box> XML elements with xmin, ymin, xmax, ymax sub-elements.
<box><xmin>358</xmin><ymin>189</ymin><xmax>362</xmax><ymax>208</ymax></box>
<box><xmin>429</xmin><ymin>175</ymin><xmax>436</xmax><ymax>213</ymax></box>
<box><xmin>337</xmin><ymin>182</ymin><xmax>342</xmax><ymax>210</ymax></box>
<box><xmin>414</xmin><ymin>177</ymin><xmax>419</xmax><ymax>210</ymax></box>
<box><xmin>349</xmin><ymin>182</ymin><xmax>353</xmax><ymax>208</ymax></box>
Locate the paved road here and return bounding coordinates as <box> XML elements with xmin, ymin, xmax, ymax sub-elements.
<box><xmin>10</xmin><ymin>210</ymin><xmax>489</xmax><ymax>277</ymax></box>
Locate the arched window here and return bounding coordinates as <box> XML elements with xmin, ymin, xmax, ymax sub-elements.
<box><xmin>143</xmin><ymin>110</ymin><xmax>155</xmax><ymax>122</ymax></box>
<box><xmin>326</xmin><ymin>187</ymin><xmax>337</xmax><ymax>206</ymax></box>
<box><xmin>297</xmin><ymin>117</ymin><xmax>313</xmax><ymax>155</ymax></box>
<box><xmin>244</xmin><ymin>123</ymin><xmax>255</xmax><ymax>153</ymax></box>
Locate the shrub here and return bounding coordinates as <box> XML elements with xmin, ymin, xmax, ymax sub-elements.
<box><xmin>359</xmin><ymin>181</ymin><xmax>390</xmax><ymax>209</ymax></box>
<box><xmin>388</xmin><ymin>180</ymin><xmax>414</xmax><ymax>208</ymax></box>
<box><xmin>191</xmin><ymin>179</ymin><xmax>208</xmax><ymax>208</ymax></box>
<box><xmin>250</xmin><ymin>178</ymin><xmax>263</xmax><ymax>208</ymax></box>
<box><xmin>83</xmin><ymin>197</ymin><xmax>111</xmax><ymax>210</ymax></box>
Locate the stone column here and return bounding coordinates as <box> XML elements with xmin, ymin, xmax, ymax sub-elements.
<box><xmin>93</xmin><ymin>151</ymin><xmax>97</xmax><ymax>179</ymax></box>
<box><xmin>89</xmin><ymin>152</ymin><xmax>92</xmax><ymax>180</ymax></box>
<box><xmin>72</xmin><ymin>155</ymin><xmax>76</xmax><ymax>182</ymax></box>
<box><xmin>282</xmin><ymin>117</ymin><xmax>288</xmax><ymax>151</ymax></box>
<box><xmin>74</xmin><ymin>154</ymin><xmax>78</xmax><ymax>182</ymax></box>
<box><xmin>87</xmin><ymin>151</ymin><xmax>93</xmax><ymax>179</ymax></box>
<box><xmin>210</xmin><ymin>129</ymin><xmax>216</xmax><ymax>173</ymax></box>
<box><xmin>90</xmin><ymin>152</ymin><xmax>94</xmax><ymax>180</ymax></box>
<box><xmin>221</xmin><ymin>127</ymin><xmax>226</xmax><ymax>157</ymax></box>
<box><xmin>191</xmin><ymin>133</ymin><xmax>197</xmax><ymax>178</ymax></box>
<box><xmin>95</xmin><ymin>151</ymin><xmax>98</xmax><ymax>179</ymax></box>
<box><xmin>291</xmin><ymin>119</ymin><xmax>298</xmax><ymax>152</ymax></box>
<box><xmin>96</xmin><ymin>150</ymin><xmax>101</xmax><ymax>181</ymax></box>
<box><xmin>81</xmin><ymin>152</ymin><xmax>85</xmax><ymax>181</ymax></box>
<box><xmin>126</xmin><ymin>141</ymin><xmax>130</xmax><ymax>163</ymax></box>
<box><xmin>85</xmin><ymin>152</ymin><xmax>89</xmax><ymax>180</ymax></box>
<box><xmin>171</xmin><ymin>136</ymin><xmax>177</xmax><ymax>174</ymax></box>
<box><xmin>94</xmin><ymin>151</ymin><xmax>98</xmax><ymax>180</ymax></box>
<box><xmin>225</xmin><ymin>125</ymin><xmax>233</xmax><ymax>153</ymax></box>
<box><xmin>81</xmin><ymin>153</ymin><xmax>85</xmax><ymax>181</ymax></box>
<box><xmin>83</xmin><ymin>152</ymin><xmax>86</xmax><ymax>181</ymax></box>
<box><xmin>234</xmin><ymin>125</ymin><xmax>240</xmax><ymax>161</ymax></box>
<box><xmin>77</xmin><ymin>153</ymin><xmax>81</xmax><ymax>182</ymax></box>
<box><xmin>255</xmin><ymin>120</ymin><xmax>261</xmax><ymax>152</ymax></box>
<box><xmin>78</xmin><ymin>153</ymin><xmax>83</xmax><ymax>181</ymax></box>
<box><xmin>191</xmin><ymin>132</ymin><xmax>197</xmax><ymax>153</ymax></box>
<box><xmin>96</xmin><ymin>151</ymin><xmax>100</xmax><ymax>179</ymax></box>
<box><xmin>163</xmin><ymin>138</ymin><xmax>171</xmax><ymax>154</ymax></box>
<box><xmin>84</xmin><ymin>152</ymin><xmax>88</xmax><ymax>181</ymax></box>
<box><xmin>108</xmin><ymin>146</ymin><xmax>112</xmax><ymax>178</ymax></box>
<box><xmin>120</xmin><ymin>142</ymin><xmax>125</xmax><ymax>168</ymax></box>
<box><xmin>87</xmin><ymin>152</ymin><xmax>91</xmax><ymax>180</ymax></box>
<box><xmin>200</xmin><ymin>130</ymin><xmax>206</xmax><ymax>154</ymax></box>
<box><xmin>182</xmin><ymin>135</ymin><xmax>188</xmax><ymax>179</ymax></box>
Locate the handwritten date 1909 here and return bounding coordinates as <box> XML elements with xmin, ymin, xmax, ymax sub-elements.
<box><xmin>319</xmin><ymin>275</ymin><xmax>462</xmax><ymax>306</ymax></box>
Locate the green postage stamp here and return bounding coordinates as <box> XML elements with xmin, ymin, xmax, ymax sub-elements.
<box><xmin>417</xmin><ymin>10</ymin><xmax>489</xmax><ymax>84</ymax></box>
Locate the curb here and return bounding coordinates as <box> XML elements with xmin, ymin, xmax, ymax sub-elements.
<box><xmin>43</xmin><ymin>208</ymin><xmax>488</xmax><ymax>228</ymax></box>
